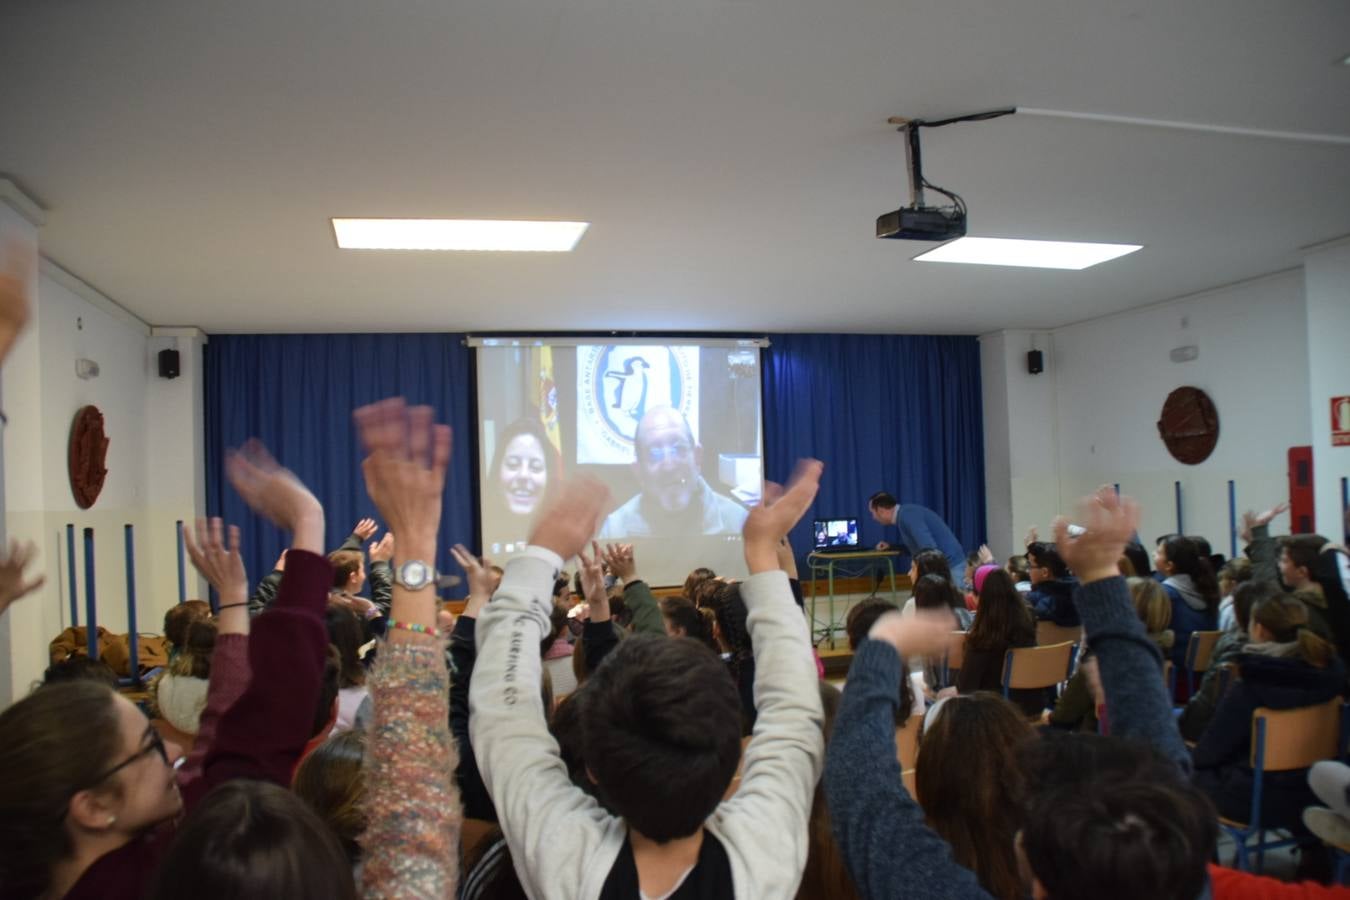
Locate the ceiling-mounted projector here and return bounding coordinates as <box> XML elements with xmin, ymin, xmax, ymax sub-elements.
<box><xmin>877</xmin><ymin>108</ymin><xmax>1013</xmax><ymax>242</ymax></box>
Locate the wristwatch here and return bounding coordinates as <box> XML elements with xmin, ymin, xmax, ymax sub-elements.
<box><xmin>394</xmin><ymin>559</ymin><xmax>438</xmax><ymax>591</ymax></box>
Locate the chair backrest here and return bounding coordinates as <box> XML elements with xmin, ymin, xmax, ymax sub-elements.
<box><xmin>1161</xmin><ymin>660</ymin><xmax>1176</xmax><ymax>695</ymax></box>
<box><xmin>1036</xmin><ymin>620</ymin><xmax>1084</xmax><ymax>647</ymax></box>
<box><xmin>1251</xmin><ymin>699</ymin><xmax>1342</xmax><ymax>772</ymax></box>
<box><xmin>1003</xmin><ymin>641</ymin><xmax>1076</xmax><ymax>691</ymax></box>
<box><xmin>1186</xmin><ymin>630</ymin><xmax>1224</xmax><ymax>673</ymax></box>
<box><xmin>895</xmin><ymin>712</ymin><xmax>923</xmax><ymax>770</ymax></box>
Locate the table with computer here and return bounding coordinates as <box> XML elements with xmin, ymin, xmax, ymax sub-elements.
<box><xmin>806</xmin><ymin>516</ymin><xmax>901</xmax><ymax>648</ymax></box>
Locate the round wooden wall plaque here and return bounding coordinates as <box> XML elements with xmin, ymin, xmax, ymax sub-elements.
<box><xmin>1157</xmin><ymin>387</ymin><xmax>1219</xmax><ymax>465</ymax></box>
<box><xmin>68</xmin><ymin>405</ymin><xmax>110</xmax><ymax>509</ymax></box>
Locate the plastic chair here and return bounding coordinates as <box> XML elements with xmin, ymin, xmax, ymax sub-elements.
<box><xmin>895</xmin><ymin>712</ymin><xmax>923</xmax><ymax>771</ymax></box>
<box><xmin>1001</xmin><ymin>641</ymin><xmax>1076</xmax><ymax>700</ymax></box>
<box><xmin>1219</xmin><ymin>699</ymin><xmax>1343</xmax><ymax>873</ymax></box>
<box><xmin>1185</xmin><ymin>630</ymin><xmax>1224</xmax><ymax>694</ymax></box>
<box><xmin>1035</xmin><ymin>620</ymin><xmax>1083</xmax><ymax>647</ymax></box>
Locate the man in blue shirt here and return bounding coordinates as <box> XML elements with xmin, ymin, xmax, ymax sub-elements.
<box><xmin>868</xmin><ymin>491</ymin><xmax>966</xmax><ymax>587</ymax></box>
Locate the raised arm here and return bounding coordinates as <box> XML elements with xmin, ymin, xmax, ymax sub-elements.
<box><xmin>177</xmin><ymin>519</ymin><xmax>252</xmax><ymax>789</ymax></box>
<box><xmin>352</xmin><ymin>398</ymin><xmax>460</xmax><ymax>899</ymax></box>
<box><xmin>186</xmin><ymin>440</ymin><xmax>329</xmax><ymax>806</ymax></box>
<box><xmin>603</xmin><ymin>543</ymin><xmax>664</xmax><ymax>636</ymax></box>
<box><xmin>367</xmin><ymin>532</ymin><xmax>395</xmax><ymax>617</ymax></box>
<box><xmin>824</xmin><ymin>612</ymin><xmax>988</xmax><ymax>900</ymax></box>
<box><xmin>0</xmin><ymin>538</ymin><xmax>45</xmax><ymax>619</ymax></box>
<box><xmin>1056</xmin><ymin>489</ymin><xmax>1190</xmax><ymax>775</ymax></box>
<box><xmin>708</xmin><ymin>462</ymin><xmax>826</xmax><ymax>895</ymax></box>
<box><xmin>448</xmin><ymin>543</ymin><xmax>497</xmax><ymax>823</ymax></box>
<box><xmin>470</xmin><ymin>478</ymin><xmax>621</xmax><ymax>900</ymax></box>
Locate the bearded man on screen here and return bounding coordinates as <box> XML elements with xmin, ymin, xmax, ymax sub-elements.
<box><xmin>599</xmin><ymin>407</ymin><xmax>748</xmax><ymax>539</ymax></box>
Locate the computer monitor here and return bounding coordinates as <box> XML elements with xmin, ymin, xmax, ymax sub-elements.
<box><xmin>813</xmin><ymin>518</ymin><xmax>859</xmax><ymax>550</ymax></box>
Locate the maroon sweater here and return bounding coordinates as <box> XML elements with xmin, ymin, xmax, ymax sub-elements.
<box><xmin>61</xmin><ymin>550</ymin><xmax>330</xmax><ymax>900</ymax></box>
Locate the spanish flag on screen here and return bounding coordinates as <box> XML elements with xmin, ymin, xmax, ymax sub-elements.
<box><xmin>533</xmin><ymin>346</ymin><xmax>563</xmax><ymax>457</ymax></box>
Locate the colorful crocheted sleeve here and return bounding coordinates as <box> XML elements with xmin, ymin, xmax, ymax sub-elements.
<box><xmin>360</xmin><ymin>639</ymin><xmax>461</xmax><ymax>899</ymax></box>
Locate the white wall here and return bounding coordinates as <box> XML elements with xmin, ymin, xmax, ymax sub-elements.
<box><xmin>983</xmin><ymin>270</ymin><xmax>1310</xmax><ymax>557</ymax></box>
<box><xmin>0</xmin><ymin>202</ymin><xmax>207</xmax><ymax>699</ymax></box>
<box><xmin>1304</xmin><ymin>239</ymin><xmax>1350</xmax><ymax>542</ymax></box>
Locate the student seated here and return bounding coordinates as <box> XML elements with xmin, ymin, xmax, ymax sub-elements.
<box><xmin>470</xmin><ymin>464</ymin><xmax>825</xmax><ymax>899</ymax></box>
<box><xmin>1025</xmin><ymin>541</ymin><xmax>1079</xmax><ymax>626</ymax></box>
<box><xmin>1177</xmin><ymin>580</ymin><xmax>1277</xmax><ymax>743</ymax></box>
<box><xmin>1155</xmin><ymin>535</ymin><xmax>1220</xmax><ymax>678</ymax></box>
<box><xmin>948</xmin><ymin>569</ymin><xmax>1043</xmax><ymax>718</ymax></box>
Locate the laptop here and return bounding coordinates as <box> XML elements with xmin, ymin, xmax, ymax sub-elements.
<box><xmin>812</xmin><ymin>518</ymin><xmax>860</xmax><ymax>553</ymax></box>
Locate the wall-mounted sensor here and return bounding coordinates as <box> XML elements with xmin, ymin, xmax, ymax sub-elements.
<box><xmin>1170</xmin><ymin>345</ymin><xmax>1199</xmax><ymax>363</ymax></box>
<box><xmin>75</xmin><ymin>358</ymin><xmax>100</xmax><ymax>379</ymax></box>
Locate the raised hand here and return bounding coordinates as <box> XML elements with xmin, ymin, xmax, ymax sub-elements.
<box><xmin>601</xmin><ymin>543</ymin><xmax>636</xmax><ymax>583</ymax></box>
<box><xmin>744</xmin><ymin>459</ymin><xmax>823</xmax><ymax>574</ymax></box>
<box><xmin>867</xmin><ymin>608</ymin><xmax>957</xmax><ymax>660</ymax></box>
<box><xmin>529</xmin><ymin>477</ymin><xmax>610</xmax><ymax>561</ymax></box>
<box><xmin>1053</xmin><ymin>487</ymin><xmax>1142</xmax><ymax>585</ymax></box>
<box><xmin>353</xmin><ymin>517</ymin><xmax>379</xmax><ymax>541</ymax></box>
<box><xmin>0</xmin><ymin>538</ymin><xmax>45</xmax><ymax>618</ymax></box>
<box><xmin>577</xmin><ymin>541</ymin><xmax>611</xmax><ymax>622</ymax></box>
<box><xmin>352</xmin><ymin>398</ymin><xmax>451</xmax><ymax>552</ymax></box>
<box><xmin>1023</xmin><ymin>525</ymin><xmax>1039</xmax><ymax>547</ymax></box>
<box><xmin>0</xmin><ymin>238</ymin><xmax>35</xmax><ymax>367</ymax></box>
<box><xmin>450</xmin><ymin>544</ymin><xmax>493</xmax><ymax>618</ymax></box>
<box><xmin>1240</xmin><ymin>500</ymin><xmax>1290</xmax><ymax>544</ymax></box>
<box><xmin>183</xmin><ymin>518</ymin><xmax>248</xmax><ymax>606</ymax></box>
<box><xmin>225</xmin><ymin>439</ymin><xmax>324</xmax><ymax>553</ymax></box>
<box><xmin>370</xmin><ymin>532</ymin><xmax>396</xmax><ymax>563</ymax></box>
<box><xmin>978</xmin><ymin>544</ymin><xmax>995</xmax><ymax>565</ymax></box>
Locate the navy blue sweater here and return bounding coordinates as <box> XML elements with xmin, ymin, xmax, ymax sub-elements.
<box><xmin>824</xmin><ymin>576</ymin><xmax>1189</xmax><ymax>899</ymax></box>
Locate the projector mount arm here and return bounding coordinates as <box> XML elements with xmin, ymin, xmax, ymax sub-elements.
<box><xmin>887</xmin><ymin>108</ymin><xmax>1015</xmax><ymax>209</ymax></box>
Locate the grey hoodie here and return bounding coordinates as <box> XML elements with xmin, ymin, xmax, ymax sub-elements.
<box><xmin>1165</xmin><ymin>573</ymin><xmax>1207</xmax><ymax>611</ymax></box>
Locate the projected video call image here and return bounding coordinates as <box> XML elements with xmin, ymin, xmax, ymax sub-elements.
<box><xmin>476</xmin><ymin>341</ymin><xmax>764</xmax><ymax>584</ymax></box>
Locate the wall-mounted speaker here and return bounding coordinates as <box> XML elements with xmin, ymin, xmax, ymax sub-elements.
<box><xmin>158</xmin><ymin>348</ymin><xmax>180</xmax><ymax>379</ymax></box>
<box><xmin>1027</xmin><ymin>350</ymin><xmax>1044</xmax><ymax>375</ymax></box>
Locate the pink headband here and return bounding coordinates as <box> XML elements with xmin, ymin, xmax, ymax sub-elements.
<box><xmin>973</xmin><ymin>564</ymin><xmax>1001</xmax><ymax>594</ymax></box>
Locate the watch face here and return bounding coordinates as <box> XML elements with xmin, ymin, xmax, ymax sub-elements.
<box><xmin>399</xmin><ymin>561</ymin><xmax>432</xmax><ymax>588</ymax></box>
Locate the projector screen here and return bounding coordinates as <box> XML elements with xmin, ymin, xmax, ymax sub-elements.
<box><xmin>474</xmin><ymin>338</ymin><xmax>765</xmax><ymax>586</ymax></box>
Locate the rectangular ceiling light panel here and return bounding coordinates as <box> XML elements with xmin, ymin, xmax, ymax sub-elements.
<box><xmin>332</xmin><ymin>218</ymin><xmax>589</xmax><ymax>252</ymax></box>
<box><xmin>914</xmin><ymin>237</ymin><xmax>1142</xmax><ymax>270</ymax></box>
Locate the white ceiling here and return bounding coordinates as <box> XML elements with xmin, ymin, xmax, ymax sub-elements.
<box><xmin>2</xmin><ymin>0</ymin><xmax>1348</xmax><ymax>334</ymax></box>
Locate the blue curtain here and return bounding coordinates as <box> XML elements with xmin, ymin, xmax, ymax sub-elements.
<box><xmin>761</xmin><ymin>334</ymin><xmax>985</xmax><ymax>568</ymax></box>
<box><xmin>204</xmin><ymin>334</ymin><xmax>475</xmax><ymax>591</ymax></box>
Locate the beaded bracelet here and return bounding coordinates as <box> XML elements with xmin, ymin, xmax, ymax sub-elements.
<box><xmin>387</xmin><ymin>619</ymin><xmax>438</xmax><ymax>638</ymax></box>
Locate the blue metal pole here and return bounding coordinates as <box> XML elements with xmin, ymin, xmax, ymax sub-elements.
<box><xmin>124</xmin><ymin>525</ymin><xmax>140</xmax><ymax>687</ymax></box>
<box><xmin>66</xmin><ymin>523</ymin><xmax>78</xmax><ymax>628</ymax></box>
<box><xmin>83</xmin><ymin>528</ymin><xmax>98</xmax><ymax>660</ymax></box>
<box><xmin>1175</xmin><ymin>481</ymin><xmax>1184</xmax><ymax>535</ymax></box>
<box><xmin>1228</xmin><ymin>480</ymin><xmax>1237</xmax><ymax>559</ymax></box>
<box><xmin>1342</xmin><ymin>477</ymin><xmax>1349</xmax><ymax>544</ymax></box>
<box><xmin>176</xmin><ymin>519</ymin><xmax>187</xmax><ymax>604</ymax></box>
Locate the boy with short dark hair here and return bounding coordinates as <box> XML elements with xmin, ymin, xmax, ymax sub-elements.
<box><xmin>471</xmin><ymin>464</ymin><xmax>826</xmax><ymax>899</ymax></box>
<box><xmin>1025</xmin><ymin>541</ymin><xmax>1079</xmax><ymax>626</ymax></box>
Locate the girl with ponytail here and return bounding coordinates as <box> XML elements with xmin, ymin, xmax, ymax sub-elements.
<box><xmin>1192</xmin><ymin>591</ymin><xmax>1346</xmax><ymax>834</ymax></box>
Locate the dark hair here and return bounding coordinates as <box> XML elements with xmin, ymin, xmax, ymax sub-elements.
<box><xmin>163</xmin><ymin>600</ymin><xmax>213</xmax><ymax>649</ymax></box>
<box><xmin>324</xmin><ymin>603</ymin><xmax>367</xmax><ymax>689</ymax></box>
<box><xmin>798</xmin><ymin>682</ymin><xmax>860</xmax><ymax>900</ymax></box>
<box><xmin>292</xmin><ymin>729</ymin><xmax>367</xmax><ymax>865</ymax></box>
<box><xmin>1026</xmin><ymin>542</ymin><xmax>1069</xmax><ymax>580</ymax></box>
<box><xmin>147</xmin><ymin>780</ymin><xmax>357</xmax><ymax>900</ymax></box>
<box><xmin>541</xmin><ymin>602</ymin><xmax>569</xmax><ymax>656</ymax></box>
<box><xmin>1017</xmin><ymin>732</ymin><xmax>1216</xmax><ymax>900</ymax></box>
<box><xmin>41</xmin><ymin>655</ymin><xmax>120</xmax><ymax>688</ymax></box>
<box><xmin>489</xmin><ymin>418</ymin><xmax>560</xmax><ymax>514</ymax></box>
<box><xmin>1006</xmin><ymin>555</ymin><xmax>1030</xmax><ymax>584</ymax></box>
<box><xmin>1121</xmin><ymin>544</ymin><xmax>1152</xmax><ymax>581</ymax></box>
<box><xmin>916</xmin><ymin>692</ymin><xmax>1033</xmax><ymax>899</ymax></box>
<box><xmin>967</xmin><ymin>570</ymin><xmax>1035</xmax><ymax>653</ymax></box>
<box><xmin>707</xmin><ymin>582</ymin><xmax>752</xmax><ymax>673</ymax></box>
<box><xmin>327</xmin><ymin>549</ymin><xmax>363</xmax><ymax>590</ymax></box>
<box><xmin>1231</xmin><ymin>580</ymin><xmax>1280</xmax><ymax>633</ymax></box>
<box><xmin>312</xmin><ymin>646</ymin><xmax>342</xmax><ymax>739</ymax></box>
<box><xmin>911</xmin><ymin>549</ymin><xmax>953</xmax><ymax>583</ymax></box>
<box><xmin>1250</xmin><ymin>593</ymin><xmax>1336</xmax><ymax>667</ymax></box>
<box><xmin>659</xmin><ymin>595</ymin><xmax>720</xmax><ymax>655</ymax></box>
<box><xmin>913</xmin><ymin>573</ymin><xmax>964</xmax><ymax>612</ymax></box>
<box><xmin>0</xmin><ymin>682</ymin><xmax>124</xmax><ymax>896</ymax></box>
<box><xmin>868</xmin><ymin>491</ymin><xmax>897</xmax><ymax>510</ymax></box>
<box><xmin>581</xmin><ymin>635</ymin><xmax>742</xmax><ymax>842</ymax></box>
<box><xmin>170</xmin><ymin>618</ymin><xmax>218</xmax><ymax>680</ymax></box>
<box><xmin>842</xmin><ymin>599</ymin><xmax>915</xmax><ymax>723</ymax></box>
<box><xmin>1185</xmin><ymin>535</ymin><xmax>1213</xmax><ymax>559</ymax></box>
<box><xmin>1280</xmin><ymin>534</ymin><xmax>1326</xmax><ymax>576</ymax></box>
<box><xmin>1160</xmin><ymin>537</ymin><xmax>1220</xmax><ymax>613</ymax></box>
<box><xmin>683</xmin><ymin>567</ymin><xmax>717</xmax><ymax>600</ymax></box>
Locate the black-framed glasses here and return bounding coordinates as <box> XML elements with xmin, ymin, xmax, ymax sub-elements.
<box><xmin>86</xmin><ymin>729</ymin><xmax>168</xmax><ymax>787</ymax></box>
